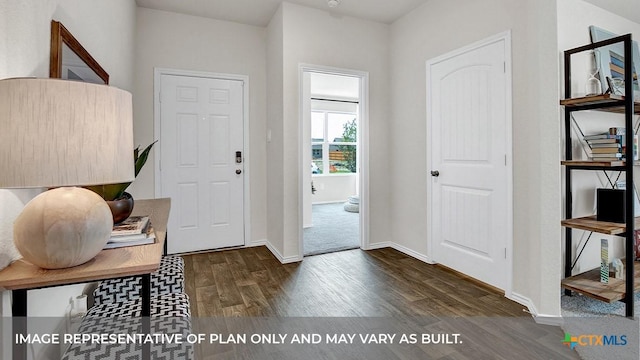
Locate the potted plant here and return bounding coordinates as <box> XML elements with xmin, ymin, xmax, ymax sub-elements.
<box><xmin>86</xmin><ymin>141</ymin><xmax>156</xmax><ymax>223</ymax></box>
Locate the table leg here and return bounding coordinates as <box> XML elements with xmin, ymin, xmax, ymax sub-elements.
<box><xmin>12</xmin><ymin>289</ymin><xmax>27</xmax><ymax>360</ymax></box>
<box><xmin>141</xmin><ymin>274</ymin><xmax>151</xmax><ymax>359</ymax></box>
<box><xmin>163</xmin><ymin>232</ymin><xmax>168</xmax><ymax>256</ymax></box>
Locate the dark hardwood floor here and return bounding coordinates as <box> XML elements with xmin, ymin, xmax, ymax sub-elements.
<box><xmin>183</xmin><ymin>247</ymin><xmax>579</xmax><ymax>359</ymax></box>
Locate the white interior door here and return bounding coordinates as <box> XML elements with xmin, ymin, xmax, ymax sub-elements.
<box><xmin>159</xmin><ymin>74</ymin><xmax>245</xmax><ymax>254</ymax></box>
<box><xmin>427</xmin><ymin>35</ymin><xmax>511</xmax><ymax>290</ymax></box>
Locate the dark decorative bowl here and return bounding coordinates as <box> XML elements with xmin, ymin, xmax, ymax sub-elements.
<box><xmin>106</xmin><ymin>192</ymin><xmax>134</xmax><ymax>224</ymax></box>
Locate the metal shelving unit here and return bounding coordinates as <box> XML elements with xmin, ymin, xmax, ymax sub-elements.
<box><xmin>561</xmin><ymin>34</ymin><xmax>637</xmax><ymax>318</ymax></box>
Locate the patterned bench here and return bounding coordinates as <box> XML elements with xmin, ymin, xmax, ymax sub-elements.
<box><xmin>62</xmin><ymin>256</ymin><xmax>191</xmax><ymax>359</ymax></box>
<box><xmin>93</xmin><ymin>256</ymin><xmax>185</xmax><ymax>306</ymax></box>
<box><xmin>61</xmin><ymin>293</ymin><xmax>193</xmax><ymax>360</ymax></box>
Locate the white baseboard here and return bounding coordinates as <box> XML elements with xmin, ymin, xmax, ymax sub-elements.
<box><xmin>311</xmin><ymin>200</ymin><xmax>346</xmax><ymax>205</ymax></box>
<box><xmin>363</xmin><ymin>242</ymin><xmax>435</xmax><ymax>265</ymax></box>
<box><xmin>508</xmin><ymin>292</ymin><xmax>564</xmax><ymax>326</ymax></box>
<box><xmin>246</xmin><ymin>238</ymin><xmax>267</xmax><ymax>247</ymax></box>
<box><xmin>363</xmin><ymin>241</ymin><xmax>391</xmax><ymax>250</ymax></box>
<box><xmin>390</xmin><ymin>243</ymin><xmax>436</xmax><ymax>264</ymax></box>
<box><xmin>265</xmin><ymin>241</ymin><xmax>302</xmax><ymax>264</ymax></box>
<box><xmin>532</xmin><ymin>314</ymin><xmax>564</xmax><ymax>326</ymax></box>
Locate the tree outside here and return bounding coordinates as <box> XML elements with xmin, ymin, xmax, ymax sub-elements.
<box><xmin>339</xmin><ymin>118</ymin><xmax>357</xmax><ymax>173</ymax></box>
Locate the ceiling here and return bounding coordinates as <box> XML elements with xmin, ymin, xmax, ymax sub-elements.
<box><xmin>583</xmin><ymin>0</ymin><xmax>640</xmax><ymax>24</ymax></box>
<box><xmin>135</xmin><ymin>0</ymin><xmax>640</xmax><ymax>29</ymax></box>
<box><xmin>135</xmin><ymin>0</ymin><xmax>430</xmax><ymax>27</ymax></box>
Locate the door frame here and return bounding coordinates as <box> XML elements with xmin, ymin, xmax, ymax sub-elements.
<box><xmin>298</xmin><ymin>64</ymin><xmax>370</xmax><ymax>259</ymax></box>
<box><xmin>426</xmin><ymin>31</ymin><xmax>513</xmax><ymax>296</ymax></box>
<box><xmin>153</xmin><ymin>67</ymin><xmax>251</xmax><ymax>248</ymax></box>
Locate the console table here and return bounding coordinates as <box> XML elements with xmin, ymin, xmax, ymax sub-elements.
<box><xmin>0</xmin><ymin>198</ymin><xmax>170</xmax><ymax>360</ymax></box>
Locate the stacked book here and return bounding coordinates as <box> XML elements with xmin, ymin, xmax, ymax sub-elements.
<box><xmin>584</xmin><ymin>127</ymin><xmax>625</xmax><ymax>161</ymax></box>
<box><xmin>105</xmin><ymin>215</ymin><xmax>156</xmax><ymax>249</ymax></box>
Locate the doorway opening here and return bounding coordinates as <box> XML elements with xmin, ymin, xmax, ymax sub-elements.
<box><xmin>299</xmin><ymin>66</ymin><xmax>369</xmax><ymax>257</ymax></box>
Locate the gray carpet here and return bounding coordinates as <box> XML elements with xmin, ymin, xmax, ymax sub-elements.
<box><xmin>304</xmin><ymin>202</ymin><xmax>359</xmax><ymax>256</ymax></box>
<box><xmin>562</xmin><ymin>293</ymin><xmax>639</xmax><ymax>360</ymax></box>
<box><xmin>562</xmin><ymin>292</ymin><xmax>640</xmax><ymax>318</ymax></box>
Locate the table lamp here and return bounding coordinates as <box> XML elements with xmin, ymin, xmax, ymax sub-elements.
<box><xmin>0</xmin><ymin>78</ymin><xmax>134</xmax><ymax>269</ymax></box>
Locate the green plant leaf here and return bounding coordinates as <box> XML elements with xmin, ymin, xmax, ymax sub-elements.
<box><xmin>85</xmin><ymin>183</ymin><xmax>130</xmax><ymax>201</ymax></box>
<box><xmin>85</xmin><ymin>140</ymin><xmax>157</xmax><ymax>201</ymax></box>
<box><xmin>135</xmin><ymin>141</ymin><xmax>157</xmax><ymax>177</ymax></box>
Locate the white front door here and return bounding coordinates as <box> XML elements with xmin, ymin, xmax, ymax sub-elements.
<box><xmin>159</xmin><ymin>74</ymin><xmax>245</xmax><ymax>254</ymax></box>
<box><xmin>427</xmin><ymin>35</ymin><xmax>511</xmax><ymax>290</ymax></box>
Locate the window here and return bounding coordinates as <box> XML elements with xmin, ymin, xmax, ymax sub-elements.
<box><xmin>311</xmin><ymin>110</ymin><xmax>357</xmax><ymax>175</ymax></box>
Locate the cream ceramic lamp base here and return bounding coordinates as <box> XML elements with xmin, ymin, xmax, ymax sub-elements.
<box><xmin>13</xmin><ymin>187</ymin><xmax>113</xmax><ymax>269</ymax></box>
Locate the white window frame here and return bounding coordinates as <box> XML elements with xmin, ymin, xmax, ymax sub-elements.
<box><xmin>311</xmin><ymin>110</ymin><xmax>358</xmax><ymax>176</ymax></box>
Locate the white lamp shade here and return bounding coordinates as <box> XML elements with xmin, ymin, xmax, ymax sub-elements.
<box><xmin>0</xmin><ymin>78</ymin><xmax>135</xmax><ymax>188</ymax></box>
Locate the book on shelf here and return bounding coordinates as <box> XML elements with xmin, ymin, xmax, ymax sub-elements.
<box><xmin>590</xmin><ymin>153</ymin><xmax>622</xmax><ymax>158</ymax></box>
<box><xmin>583</xmin><ymin>133</ymin><xmax>622</xmax><ymax>141</ymax></box>
<box><xmin>590</xmin><ymin>143</ymin><xmax>621</xmax><ymax>148</ymax></box>
<box><xmin>586</xmin><ymin>138</ymin><xmax>621</xmax><ymax>144</ymax></box>
<box><xmin>591</xmin><ymin>157</ymin><xmax>624</xmax><ymax>161</ymax></box>
<box><xmin>111</xmin><ymin>216</ymin><xmax>150</xmax><ymax>236</ymax></box>
<box><xmin>105</xmin><ymin>223</ymin><xmax>156</xmax><ymax>249</ymax></box>
<box><xmin>591</xmin><ymin>147</ymin><xmax>622</xmax><ymax>154</ymax></box>
<box><xmin>588</xmin><ymin>157</ymin><xmax>623</xmax><ymax>161</ymax></box>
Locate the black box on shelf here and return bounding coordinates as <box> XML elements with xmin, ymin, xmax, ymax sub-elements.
<box><xmin>596</xmin><ymin>188</ymin><xmax>626</xmax><ymax>223</ymax></box>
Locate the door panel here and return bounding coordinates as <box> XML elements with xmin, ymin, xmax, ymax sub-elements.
<box><xmin>160</xmin><ymin>74</ymin><xmax>244</xmax><ymax>254</ymax></box>
<box><xmin>429</xmin><ymin>39</ymin><xmax>508</xmax><ymax>290</ymax></box>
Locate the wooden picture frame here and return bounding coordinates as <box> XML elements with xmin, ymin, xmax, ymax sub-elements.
<box><xmin>49</xmin><ymin>20</ymin><xmax>109</xmax><ymax>84</ymax></box>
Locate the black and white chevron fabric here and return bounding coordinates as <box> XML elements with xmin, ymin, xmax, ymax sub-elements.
<box><xmin>93</xmin><ymin>256</ymin><xmax>185</xmax><ymax>306</ymax></box>
<box><xmin>61</xmin><ymin>293</ymin><xmax>193</xmax><ymax>360</ymax></box>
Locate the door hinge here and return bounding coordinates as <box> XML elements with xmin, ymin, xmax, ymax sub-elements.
<box><xmin>158</xmin><ymin>91</ymin><xmax>162</xmax><ymax>103</ymax></box>
<box><xmin>504</xmin><ymin>154</ymin><xmax>507</xmax><ymax>166</ymax></box>
<box><xmin>504</xmin><ymin>248</ymin><xmax>507</xmax><ymax>259</ymax></box>
<box><xmin>503</xmin><ymin>62</ymin><xmax>506</xmax><ymax>73</ymax></box>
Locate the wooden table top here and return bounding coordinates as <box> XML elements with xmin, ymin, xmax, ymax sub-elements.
<box><xmin>0</xmin><ymin>198</ymin><xmax>170</xmax><ymax>290</ymax></box>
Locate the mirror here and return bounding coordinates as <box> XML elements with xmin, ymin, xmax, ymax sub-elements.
<box><xmin>49</xmin><ymin>20</ymin><xmax>109</xmax><ymax>84</ymax></box>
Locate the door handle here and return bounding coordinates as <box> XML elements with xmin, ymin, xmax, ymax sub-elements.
<box><xmin>430</xmin><ymin>170</ymin><xmax>440</xmax><ymax>177</ymax></box>
<box><xmin>236</xmin><ymin>169</ymin><xmax>242</xmax><ymax>174</ymax></box>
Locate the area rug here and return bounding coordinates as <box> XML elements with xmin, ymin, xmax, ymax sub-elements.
<box><xmin>303</xmin><ymin>203</ymin><xmax>359</xmax><ymax>256</ymax></box>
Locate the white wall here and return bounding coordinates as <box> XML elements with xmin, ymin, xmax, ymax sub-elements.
<box><xmin>0</xmin><ymin>0</ymin><xmax>136</xmax><ymax>358</ymax></box>
<box><xmin>266</xmin><ymin>4</ymin><xmax>286</xmax><ymax>258</ymax></box>
<box><xmin>266</xmin><ymin>2</ymin><xmax>390</xmax><ymax>260</ymax></box>
<box><xmin>389</xmin><ymin>0</ymin><xmax>562</xmax><ymax>317</ymax></box>
<box><xmin>311</xmin><ymin>175</ymin><xmax>357</xmax><ymax>204</ymax></box>
<box><xmin>132</xmin><ymin>7</ymin><xmax>268</xmax><ymax>245</ymax></box>
<box><xmin>558</xmin><ymin>0</ymin><xmax>640</xmax><ymax>273</ymax></box>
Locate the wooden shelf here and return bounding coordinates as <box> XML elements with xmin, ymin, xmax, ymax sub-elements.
<box><xmin>561</xmin><ymin>215</ymin><xmax>640</xmax><ymax>235</ymax></box>
<box><xmin>560</xmin><ymin>94</ymin><xmax>624</xmax><ymax>106</ymax></box>
<box><xmin>561</xmin><ymin>260</ymin><xmax>640</xmax><ymax>303</ymax></box>
<box><xmin>560</xmin><ymin>94</ymin><xmax>640</xmax><ymax>114</ymax></box>
<box><xmin>561</xmin><ymin>160</ymin><xmax>625</xmax><ymax>168</ymax></box>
